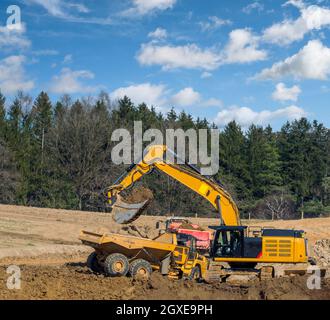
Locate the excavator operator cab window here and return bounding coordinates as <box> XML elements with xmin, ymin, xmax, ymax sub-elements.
<box><xmin>212</xmin><ymin>228</ymin><xmax>243</xmax><ymax>258</ymax></box>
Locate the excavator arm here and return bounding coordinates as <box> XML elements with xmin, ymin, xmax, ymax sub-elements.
<box><xmin>108</xmin><ymin>145</ymin><xmax>240</xmax><ymax>226</ymax></box>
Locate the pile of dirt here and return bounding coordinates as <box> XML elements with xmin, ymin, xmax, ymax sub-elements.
<box><xmin>123</xmin><ymin>187</ymin><xmax>154</xmax><ymax>204</ymax></box>
<box><xmin>0</xmin><ymin>264</ymin><xmax>329</xmax><ymax>300</ymax></box>
<box><xmin>120</xmin><ymin>225</ymin><xmax>160</xmax><ymax>239</ymax></box>
<box><xmin>313</xmin><ymin>239</ymin><xmax>330</xmax><ymax>267</ymax></box>
<box><xmin>179</xmin><ymin>222</ymin><xmax>205</xmax><ymax>231</ymax></box>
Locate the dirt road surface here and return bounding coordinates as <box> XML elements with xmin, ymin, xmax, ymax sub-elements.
<box><xmin>0</xmin><ymin>204</ymin><xmax>329</xmax><ymax>300</ymax></box>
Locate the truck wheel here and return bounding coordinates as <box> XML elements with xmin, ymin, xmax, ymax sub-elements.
<box><xmin>87</xmin><ymin>252</ymin><xmax>102</xmax><ymax>273</ymax></box>
<box><xmin>104</xmin><ymin>253</ymin><xmax>129</xmax><ymax>277</ymax></box>
<box><xmin>189</xmin><ymin>266</ymin><xmax>202</xmax><ymax>282</ymax></box>
<box><xmin>129</xmin><ymin>259</ymin><xmax>152</xmax><ymax>279</ymax></box>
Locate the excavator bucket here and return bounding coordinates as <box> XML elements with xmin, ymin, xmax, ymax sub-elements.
<box><xmin>111</xmin><ymin>195</ymin><xmax>151</xmax><ymax>224</ymax></box>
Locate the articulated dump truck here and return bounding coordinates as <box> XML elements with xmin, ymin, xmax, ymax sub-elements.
<box><xmin>79</xmin><ymin>230</ymin><xmax>208</xmax><ymax>280</ymax></box>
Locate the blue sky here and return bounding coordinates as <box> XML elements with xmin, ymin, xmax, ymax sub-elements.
<box><xmin>0</xmin><ymin>0</ymin><xmax>330</xmax><ymax>129</ymax></box>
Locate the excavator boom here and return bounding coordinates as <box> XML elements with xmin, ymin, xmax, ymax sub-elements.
<box><xmin>108</xmin><ymin>145</ymin><xmax>240</xmax><ymax>226</ymax></box>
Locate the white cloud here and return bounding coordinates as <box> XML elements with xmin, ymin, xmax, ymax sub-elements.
<box><xmin>263</xmin><ymin>1</ymin><xmax>330</xmax><ymax>45</ymax></box>
<box><xmin>171</xmin><ymin>88</ymin><xmax>223</xmax><ymax>108</ymax></box>
<box><xmin>199</xmin><ymin>16</ymin><xmax>231</xmax><ymax>32</ymax></box>
<box><xmin>148</xmin><ymin>27</ymin><xmax>167</xmax><ymax>39</ymax></box>
<box><xmin>201</xmin><ymin>98</ymin><xmax>223</xmax><ymax>107</ymax></box>
<box><xmin>222</xmin><ymin>29</ymin><xmax>267</xmax><ymax>64</ymax></box>
<box><xmin>32</xmin><ymin>49</ymin><xmax>59</xmax><ymax>56</ymax></box>
<box><xmin>201</xmin><ymin>72</ymin><xmax>212</xmax><ymax>79</ymax></box>
<box><xmin>255</xmin><ymin>40</ymin><xmax>330</xmax><ymax>80</ymax></box>
<box><xmin>242</xmin><ymin>1</ymin><xmax>264</xmax><ymax>14</ymax></box>
<box><xmin>110</xmin><ymin>83</ymin><xmax>168</xmax><ymax>107</ymax></box>
<box><xmin>122</xmin><ymin>0</ymin><xmax>176</xmax><ymax>16</ymax></box>
<box><xmin>284</xmin><ymin>0</ymin><xmax>305</xmax><ymax>10</ymax></box>
<box><xmin>27</xmin><ymin>0</ymin><xmax>112</xmax><ymax>25</ymax></box>
<box><xmin>137</xmin><ymin>29</ymin><xmax>267</xmax><ymax>71</ymax></box>
<box><xmin>28</xmin><ymin>0</ymin><xmax>87</xmax><ymax>17</ymax></box>
<box><xmin>171</xmin><ymin>87</ymin><xmax>201</xmax><ymax>107</ymax></box>
<box><xmin>137</xmin><ymin>43</ymin><xmax>222</xmax><ymax>71</ymax></box>
<box><xmin>49</xmin><ymin>68</ymin><xmax>98</xmax><ymax>94</ymax></box>
<box><xmin>0</xmin><ymin>55</ymin><xmax>34</xmax><ymax>94</ymax></box>
<box><xmin>215</xmin><ymin>105</ymin><xmax>307</xmax><ymax>128</ymax></box>
<box><xmin>67</xmin><ymin>3</ymin><xmax>90</xmax><ymax>13</ymax></box>
<box><xmin>0</xmin><ymin>24</ymin><xmax>30</xmax><ymax>50</ymax></box>
<box><xmin>110</xmin><ymin>83</ymin><xmax>222</xmax><ymax>111</ymax></box>
<box><xmin>63</xmin><ymin>54</ymin><xmax>73</xmax><ymax>64</ymax></box>
<box><xmin>272</xmin><ymin>83</ymin><xmax>301</xmax><ymax>102</ymax></box>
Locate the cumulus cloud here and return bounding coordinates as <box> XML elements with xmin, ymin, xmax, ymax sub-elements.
<box><xmin>110</xmin><ymin>83</ymin><xmax>168</xmax><ymax>107</ymax></box>
<box><xmin>272</xmin><ymin>83</ymin><xmax>301</xmax><ymax>102</ymax></box>
<box><xmin>255</xmin><ymin>40</ymin><xmax>330</xmax><ymax>80</ymax></box>
<box><xmin>201</xmin><ymin>98</ymin><xmax>223</xmax><ymax>107</ymax></box>
<box><xmin>263</xmin><ymin>1</ymin><xmax>330</xmax><ymax>45</ymax></box>
<box><xmin>138</xmin><ymin>28</ymin><xmax>266</xmax><ymax>71</ymax></box>
<box><xmin>199</xmin><ymin>16</ymin><xmax>231</xmax><ymax>32</ymax></box>
<box><xmin>148</xmin><ymin>27</ymin><xmax>167</xmax><ymax>39</ymax></box>
<box><xmin>0</xmin><ymin>24</ymin><xmax>30</xmax><ymax>50</ymax></box>
<box><xmin>110</xmin><ymin>83</ymin><xmax>222</xmax><ymax>111</ymax></box>
<box><xmin>49</xmin><ymin>68</ymin><xmax>98</xmax><ymax>94</ymax></box>
<box><xmin>171</xmin><ymin>87</ymin><xmax>201</xmax><ymax>107</ymax></box>
<box><xmin>215</xmin><ymin>105</ymin><xmax>307</xmax><ymax>128</ymax></box>
<box><xmin>221</xmin><ymin>28</ymin><xmax>267</xmax><ymax>64</ymax></box>
<box><xmin>137</xmin><ymin>43</ymin><xmax>222</xmax><ymax>71</ymax></box>
<box><xmin>122</xmin><ymin>0</ymin><xmax>177</xmax><ymax>16</ymax></box>
<box><xmin>0</xmin><ymin>55</ymin><xmax>34</xmax><ymax>94</ymax></box>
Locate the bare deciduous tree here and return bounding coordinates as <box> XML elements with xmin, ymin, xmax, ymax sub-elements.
<box><xmin>254</xmin><ymin>191</ymin><xmax>296</xmax><ymax>220</ymax></box>
<box><xmin>0</xmin><ymin>141</ymin><xmax>20</xmax><ymax>203</ymax></box>
<box><xmin>48</xmin><ymin>101</ymin><xmax>113</xmax><ymax>210</ymax></box>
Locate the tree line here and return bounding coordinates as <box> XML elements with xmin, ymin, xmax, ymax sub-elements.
<box><xmin>0</xmin><ymin>90</ymin><xmax>329</xmax><ymax>220</ymax></box>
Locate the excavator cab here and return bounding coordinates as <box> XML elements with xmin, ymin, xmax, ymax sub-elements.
<box><xmin>211</xmin><ymin>226</ymin><xmax>246</xmax><ymax>258</ymax></box>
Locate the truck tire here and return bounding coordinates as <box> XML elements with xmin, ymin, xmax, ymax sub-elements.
<box><xmin>129</xmin><ymin>259</ymin><xmax>152</xmax><ymax>279</ymax></box>
<box><xmin>189</xmin><ymin>266</ymin><xmax>202</xmax><ymax>282</ymax></box>
<box><xmin>86</xmin><ymin>252</ymin><xmax>102</xmax><ymax>273</ymax></box>
<box><xmin>104</xmin><ymin>253</ymin><xmax>129</xmax><ymax>277</ymax></box>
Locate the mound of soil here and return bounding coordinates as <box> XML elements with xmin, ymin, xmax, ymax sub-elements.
<box><xmin>0</xmin><ymin>264</ymin><xmax>329</xmax><ymax>300</ymax></box>
<box><xmin>314</xmin><ymin>239</ymin><xmax>330</xmax><ymax>267</ymax></box>
<box><xmin>123</xmin><ymin>186</ymin><xmax>154</xmax><ymax>204</ymax></box>
<box><xmin>179</xmin><ymin>223</ymin><xmax>205</xmax><ymax>231</ymax></box>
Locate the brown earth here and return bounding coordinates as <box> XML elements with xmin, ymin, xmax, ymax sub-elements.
<box><xmin>0</xmin><ymin>204</ymin><xmax>329</xmax><ymax>300</ymax></box>
<box><xmin>123</xmin><ymin>186</ymin><xmax>154</xmax><ymax>204</ymax></box>
<box><xmin>1</xmin><ymin>265</ymin><xmax>329</xmax><ymax>300</ymax></box>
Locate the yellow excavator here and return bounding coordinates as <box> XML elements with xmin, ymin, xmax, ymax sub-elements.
<box><xmin>107</xmin><ymin>145</ymin><xmax>319</xmax><ymax>281</ymax></box>
<box><xmin>108</xmin><ymin>144</ymin><xmax>239</xmax><ymax>226</ymax></box>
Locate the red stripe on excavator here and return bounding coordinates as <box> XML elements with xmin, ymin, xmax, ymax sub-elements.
<box><xmin>257</xmin><ymin>252</ymin><xmax>263</xmax><ymax>259</ymax></box>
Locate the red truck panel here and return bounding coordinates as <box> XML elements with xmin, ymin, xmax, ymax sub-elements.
<box><xmin>177</xmin><ymin>228</ymin><xmax>211</xmax><ymax>250</ymax></box>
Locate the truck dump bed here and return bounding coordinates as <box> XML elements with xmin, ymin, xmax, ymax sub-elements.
<box><xmin>79</xmin><ymin>230</ymin><xmax>179</xmax><ymax>264</ymax></box>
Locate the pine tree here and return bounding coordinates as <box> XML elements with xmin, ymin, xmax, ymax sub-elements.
<box><xmin>0</xmin><ymin>92</ymin><xmax>6</xmax><ymax>138</ymax></box>
<box><xmin>31</xmin><ymin>92</ymin><xmax>53</xmax><ymax>159</ymax></box>
<box><xmin>7</xmin><ymin>98</ymin><xmax>23</xmax><ymax>146</ymax></box>
<box><xmin>219</xmin><ymin>121</ymin><xmax>251</xmax><ymax>201</ymax></box>
<box><xmin>246</xmin><ymin>125</ymin><xmax>282</xmax><ymax>198</ymax></box>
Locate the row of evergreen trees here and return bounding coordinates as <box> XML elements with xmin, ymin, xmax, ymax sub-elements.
<box><xmin>0</xmin><ymin>90</ymin><xmax>329</xmax><ymax>219</ymax></box>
